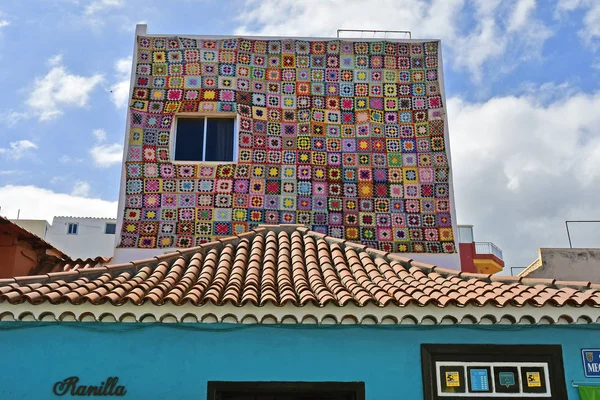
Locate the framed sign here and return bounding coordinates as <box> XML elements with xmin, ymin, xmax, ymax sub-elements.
<box><xmin>467</xmin><ymin>367</ymin><xmax>491</xmax><ymax>393</ymax></box>
<box><xmin>582</xmin><ymin>349</ymin><xmax>600</xmax><ymax>378</ymax></box>
<box><xmin>421</xmin><ymin>345</ymin><xmax>567</xmax><ymax>400</ymax></box>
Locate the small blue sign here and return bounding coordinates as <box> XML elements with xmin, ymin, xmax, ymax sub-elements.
<box><xmin>469</xmin><ymin>369</ymin><xmax>489</xmax><ymax>391</ymax></box>
<box><xmin>582</xmin><ymin>349</ymin><xmax>600</xmax><ymax>378</ymax></box>
<box><xmin>499</xmin><ymin>372</ymin><xmax>516</xmax><ymax>387</ymax></box>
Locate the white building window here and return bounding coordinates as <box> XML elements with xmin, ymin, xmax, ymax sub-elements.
<box><xmin>67</xmin><ymin>223</ymin><xmax>78</xmax><ymax>235</ymax></box>
<box><xmin>105</xmin><ymin>223</ymin><xmax>116</xmax><ymax>234</ymax></box>
<box><xmin>174</xmin><ymin>117</ymin><xmax>236</xmax><ymax>162</ymax></box>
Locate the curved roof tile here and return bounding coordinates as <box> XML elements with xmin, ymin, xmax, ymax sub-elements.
<box><xmin>1</xmin><ymin>224</ymin><xmax>599</xmax><ymax>309</ymax></box>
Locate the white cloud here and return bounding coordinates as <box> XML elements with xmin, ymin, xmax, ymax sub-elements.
<box><xmin>0</xmin><ymin>185</ymin><xmax>117</xmax><ymax>222</ymax></box>
<box><xmin>89</xmin><ymin>128</ymin><xmax>123</xmax><ymax>168</ymax></box>
<box><xmin>582</xmin><ymin>4</ymin><xmax>600</xmax><ymax>44</ymax></box>
<box><xmin>1</xmin><ymin>110</ymin><xmax>30</xmax><ymax>126</ymax></box>
<box><xmin>47</xmin><ymin>54</ymin><xmax>63</xmax><ymax>67</ymax></box>
<box><xmin>0</xmin><ymin>20</ymin><xmax>9</xmax><ymax>29</ymax></box>
<box><xmin>452</xmin><ymin>14</ymin><xmax>506</xmax><ymax>81</ymax></box>
<box><xmin>236</xmin><ymin>0</ymin><xmax>460</xmax><ymax>39</ymax></box>
<box><xmin>90</xmin><ymin>143</ymin><xmax>123</xmax><ymax>167</ymax></box>
<box><xmin>0</xmin><ymin>140</ymin><xmax>38</xmax><ymax>160</ymax></box>
<box><xmin>92</xmin><ymin>128</ymin><xmax>107</xmax><ymax>142</ymax></box>
<box><xmin>109</xmin><ymin>57</ymin><xmax>132</xmax><ymax>108</ymax></box>
<box><xmin>80</xmin><ymin>0</ymin><xmax>127</xmax><ymax>30</ymax></box>
<box><xmin>71</xmin><ymin>180</ymin><xmax>91</xmax><ymax>197</ymax></box>
<box><xmin>114</xmin><ymin>57</ymin><xmax>131</xmax><ymax>79</ymax></box>
<box><xmin>448</xmin><ymin>86</ymin><xmax>600</xmax><ymax>267</ymax></box>
<box><xmin>556</xmin><ymin>0</ymin><xmax>600</xmax><ymax>48</ymax></box>
<box><xmin>84</xmin><ymin>0</ymin><xmax>123</xmax><ymax>15</ymax></box>
<box><xmin>508</xmin><ymin>0</ymin><xmax>536</xmax><ymax>32</ymax></box>
<box><xmin>58</xmin><ymin>155</ymin><xmax>83</xmax><ymax>164</ymax></box>
<box><xmin>235</xmin><ymin>0</ymin><xmax>551</xmax><ymax>81</ymax></box>
<box><xmin>50</xmin><ymin>176</ymin><xmax>65</xmax><ymax>184</ymax></box>
<box><xmin>25</xmin><ymin>54</ymin><xmax>104</xmax><ymax>121</ymax></box>
<box><xmin>446</xmin><ymin>0</ymin><xmax>551</xmax><ymax>80</ymax></box>
<box><xmin>515</xmin><ymin>80</ymin><xmax>578</xmax><ymax>105</ymax></box>
<box><xmin>556</xmin><ymin>0</ymin><xmax>584</xmax><ymax>12</ymax></box>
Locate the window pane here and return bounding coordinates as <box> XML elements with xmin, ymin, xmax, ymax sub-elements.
<box><xmin>68</xmin><ymin>223</ymin><xmax>78</xmax><ymax>234</ymax></box>
<box><xmin>105</xmin><ymin>223</ymin><xmax>116</xmax><ymax>234</ymax></box>
<box><xmin>458</xmin><ymin>226</ymin><xmax>473</xmax><ymax>243</ymax></box>
<box><xmin>205</xmin><ymin>118</ymin><xmax>235</xmax><ymax>162</ymax></box>
<box><xmin>175</xmin><ymin>118</ymin><xmax>205</xmax><ymax>161</ymax></box>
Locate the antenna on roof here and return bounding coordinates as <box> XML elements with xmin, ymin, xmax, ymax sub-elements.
<box><xmin>565</xmin><ymin>220</ymin><xmax>600</xmax><ymax>248</ymax></box>
<box><xmin>17</xmin><ymin>209</ymin><xmax>20</xmax><ymax>219</ymax></box>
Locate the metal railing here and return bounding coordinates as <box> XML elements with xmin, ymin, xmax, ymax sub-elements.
<box><xmin>337</xmin><ymin>29</ymin><xmax>412</xmax><ymax>39</ymax></box>
<box><xmin>474</xmin><ymin>242</ymin><xmax>503</xmax><ymax>260</ymax></box>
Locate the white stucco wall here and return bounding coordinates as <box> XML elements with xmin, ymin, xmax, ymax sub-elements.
<box><xmin>45</xmin><ymin>217</ymin><xmax>117</xmax><ymax>259</ymax></box>
<box><xmin>9</xmin><ymin>219</ymin><xmax>50</xmax><ymax>239</ymax></box>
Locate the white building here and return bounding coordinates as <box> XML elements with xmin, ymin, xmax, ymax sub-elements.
<box><xmin>8</xmin><ymin>219</ymin><xmax>50</xmax><ymax>239</ymax></box>
<box><xmin>45</xmin><ymin>217</ymin><xmax>117</xmax><ymax>259</ymax></box>
<box><xmin>13</xmin><ymin>217</ymin><xmax>117</xmax><ymax>260</ymax></box>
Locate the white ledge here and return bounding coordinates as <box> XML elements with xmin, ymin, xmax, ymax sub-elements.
<box><xmin>0</xmin><ymin>303</ymin><xmax>599</xmax><ymax>325</ymax></box>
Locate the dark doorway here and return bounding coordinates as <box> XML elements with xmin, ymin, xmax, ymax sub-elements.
<box><xmin>207</xmin><ymin>382</ymin><xmax>365</xmax><ymax>400</ymax></box>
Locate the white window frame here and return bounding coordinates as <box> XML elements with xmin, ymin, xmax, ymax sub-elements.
<box><xmin>67</xmin><ymin>223</ymin><xmax>78</xmax><ymax>235</ymax></box>
<box><xmin>171</xmin><ymin>113</ymin><xmax>239</xmax><ymax>164</ymax></box>
<box><xmin>105</xmin><ymin>223</ymin><xmax>116</xmax><ymax>234</ymax></box>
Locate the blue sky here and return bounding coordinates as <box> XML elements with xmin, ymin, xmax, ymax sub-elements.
<box><xmin>1</xmin><ymin>0</ymin><xmax>600</xmax><ymax>269</ymax></box>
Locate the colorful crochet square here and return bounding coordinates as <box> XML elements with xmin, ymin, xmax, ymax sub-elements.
<box><xmin>119</xmin><ymin>36</ymin><xmax>456</xmax><ymax>253</ymax></box>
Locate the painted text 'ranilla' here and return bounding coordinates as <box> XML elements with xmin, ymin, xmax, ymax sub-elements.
<box><xmin>53</xmin><ymin>377</ymin><xmax>126</xmax><ymax>396</ymax></box>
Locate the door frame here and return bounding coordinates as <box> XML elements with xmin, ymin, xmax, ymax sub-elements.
<box><xmin>207</xmin><ymin>381</ymin><xmax>366</xmax><ymax>400</ymax></box>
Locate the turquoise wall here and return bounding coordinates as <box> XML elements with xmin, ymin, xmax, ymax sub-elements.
<box><xmin>0</xmin><ymin>323</ymin><xmax>597</xmax><ymax>399</ymax></box>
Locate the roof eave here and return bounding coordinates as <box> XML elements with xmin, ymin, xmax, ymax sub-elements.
<box><xmin>0</xmin><ymin>301</ymin><xmax>597</xmax><ymax>326</ymax></box>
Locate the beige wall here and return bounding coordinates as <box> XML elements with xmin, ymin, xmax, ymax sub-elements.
<box><xmin>522</xmin><ymin>248</ymin><xmax>600</xmax><ymax>283</ymax></box>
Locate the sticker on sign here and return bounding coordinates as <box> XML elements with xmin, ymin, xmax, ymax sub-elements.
<box><xmin>527</xmin><ymin>372</ymin><xmax>541</xmax><ymax>387</ymax></box>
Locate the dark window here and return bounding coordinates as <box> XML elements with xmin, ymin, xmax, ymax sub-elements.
<box><xmin>174</xmin><ymin>117</ymin><xmax>235</xmax><ymax>162</ymax></box>
<box><xmin>175</xmin><ymin>118</ymin><xmax>205</xmax><ymax>161</ymax></box>
<box><xmin>205</xmin><ymin>118</ymin><xmax>235</xmax><ymax>162</ymax></box>
<box><xmin>67</xmin><ymin>223</ymin><xmax>78</xmax><ymax>235</ymax></box>
<box><xmin>105</xmin><ymin>223</ymin><xmax>116</xmax><ymax>234</ymax></box>
<box><xmin>208</xmin><ymin>382</ymin><xmax>365</xmax><ymax>400</ymax></box>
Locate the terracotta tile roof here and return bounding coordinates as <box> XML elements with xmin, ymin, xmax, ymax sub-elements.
<box><xmin>36</xmin><ymin>256</ymin><xmax>112</xmax><ymax>274</ymax></box>
<box><xmin>0</xmin><ymin>225</ymin><xmax>599</xmax><ymax>308</ymax></box>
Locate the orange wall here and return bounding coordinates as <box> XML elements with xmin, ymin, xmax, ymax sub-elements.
<box><xmin>0</xmin><ymin>234</ymin><xmax>37</xmax><ymax>278</ymax></box>
<box><xmin>12</xmin><ymin>243</ymin><xmax>38</xmax><ymax>277</ymax></box>
<box><xmin>0</xmin><ymin>236</ymin><xmax>17</xmax><ymax>278</ymax></box>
